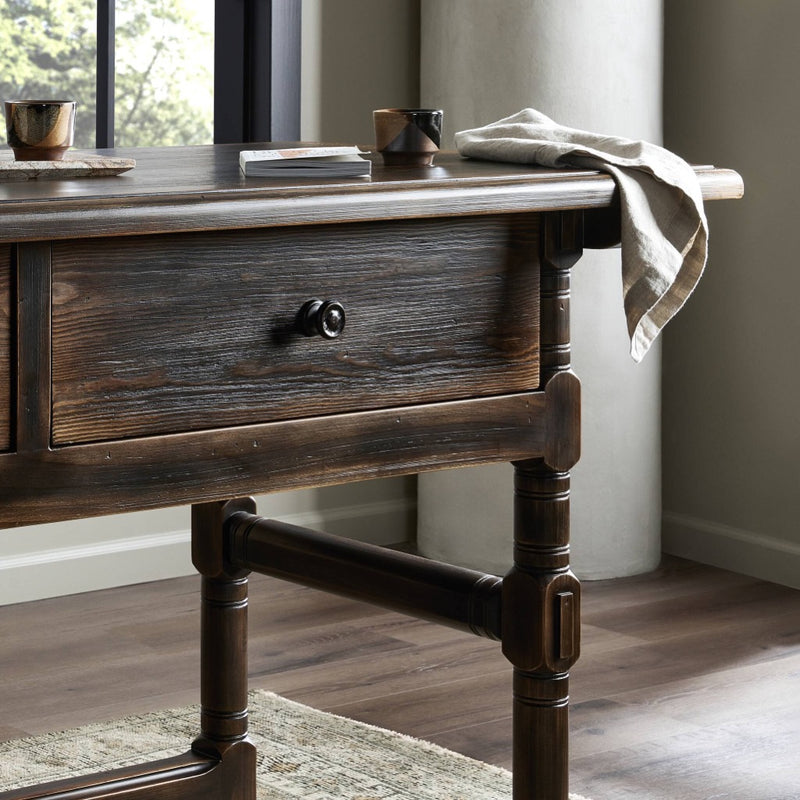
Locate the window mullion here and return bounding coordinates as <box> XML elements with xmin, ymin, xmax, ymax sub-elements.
<box><xmin>214</xmin><ymin>0</ymin><xmax>301</xmax><ymax>144</ymax></box>
<box><xmin>96</xmin><ymin>0</ymin><xmax>115</xmax><ymax>148</ymax></box>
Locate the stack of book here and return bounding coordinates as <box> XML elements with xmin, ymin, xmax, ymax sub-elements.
<box><xmin>239</xmin><ymin>146</ymin><xmax>372</xmax><ymax>178</ymax></box>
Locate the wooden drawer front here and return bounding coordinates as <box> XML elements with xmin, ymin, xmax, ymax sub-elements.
<box><xmin>0</xmin><ymin>245</ymin><xmax>10</xmax><ymax>451</ymax></box>
<box><xmin>51</xmin><ymin>215</ymin><xmax>540</xmax><ymax>445</ymax></box>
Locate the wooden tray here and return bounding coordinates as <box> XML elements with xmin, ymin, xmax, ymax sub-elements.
<box><xmin>0</xmin><ymin>153</ymin><xmax>135</xmax><ymax>181</ymax></box>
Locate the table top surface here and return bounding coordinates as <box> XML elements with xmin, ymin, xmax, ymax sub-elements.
<box><xmin>0</xmin><ymin>143</ymin><xmax>743</xmax><ymax>243</ymax></box>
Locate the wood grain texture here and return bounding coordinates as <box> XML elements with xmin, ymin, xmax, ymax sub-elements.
<box><xmin>227</xmin><ymin>513</ymin><xmax>503</xmax><ymax>639</ymax></box>
<box><xmin>505</xmin><ymin>461</ymin><xmax>579</xmax><ymax>800</ymax></box>
<box><xmin>0</xmin><ymin>392</ymin><xmax>548</xmax><ymax>528</ymax></box>
<box><xmin>15</xmin><ymin>242</ymin><xmax>51</xmax><ymax>453</ymax></box>
<box><xmin>50</xmin><ymin>215</ymin><xmax>540</xmax><ymax>444</ymax></box>
<box><xmin>544</xmin><ymin>370</ymin><xmax>581</xmax><ymax>471</ymax></box>
<box><xmin>539</xmin><ymin>211</ymin><xmax>582</xmax><ymax>379</ymax></box>
<box><xmin>0</xmin><ymin>753</ymin><xmax>220</xmax><ymax>800</ymax></box>
<box><xmin>0</xmin><ymin>244</ymin><xmax>10</xmax><ymax>451</ymax></box>
<box><xmin>0</xmin><ymin>147</ymin><xmax>744</xmax><ymax>244</ymax></box>
<box><xmin>2</xmin><ymin>753</ymin><xmax>222</xmax><ymax>800</ymax></box>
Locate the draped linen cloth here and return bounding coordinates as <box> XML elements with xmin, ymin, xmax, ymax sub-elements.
<box><xmin>455</xmin><ymin>108</ymin><xmax>708</xmax><ymax>362</ymax></box>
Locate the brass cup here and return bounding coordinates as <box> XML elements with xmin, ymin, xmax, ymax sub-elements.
<box><xmin>4</xmin><ymin>100</ymin><xmax>77</xmax><ymax>161</ymax></box>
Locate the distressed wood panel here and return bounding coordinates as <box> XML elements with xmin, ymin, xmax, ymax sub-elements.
<box><xmin>51</xmin><ymin>215</ymin><xmax>540</xmax><ymax>445</ymax></box>
<box><xmin>0</xmin><ymin>148</ymin><xmax>743</xmax><ymax>244</ymax></box>
<box><xmin>0</xmin><ymin>245</ymin><xmax>10</xmax><ymax>451</ymax></box>
<box><xmin>0</xmin><ymin>392</ymin><xmax>547</xmax><ymax>529</ymax></box>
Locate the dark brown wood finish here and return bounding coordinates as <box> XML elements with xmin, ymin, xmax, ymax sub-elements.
<box><xmin>50</xmin><ymin>215</ymin><xmax>539</xmax><ymax>444</ymax></box>
<box><xmin>0</xmin><ymin>391</ymin><xmax>549</xmax><ymax>528</ymax></box>
<box><xmin>227</xmin><ymin>512</ymin><xmax>503</xmax><ymax>640</ymax></box>
<box><xmin>506</xmin><ymin>462</ymin><xmax>579</xmax><ymax>800</ymax></box>
<box><xmin>0</xmin><ymin>148</ymin><xmax>742</xmax><ymax>244</ymax></box>
<box><xmin>0</xmin><ymin>245</ymin><xmax>10</xmax><ymax>451</ymax></box>
<box><xmin>14</xmin><ymin>242</ymin><xmax>52</xmax><ymax>453</ymax></box>
<box><xmin>0</xmin><ymin>145</ymin><xmax>742</xmax><ymax>800</ymax></box>
<box><xmin>0</xmin><ymin>753</ymin><xmax>220</xmax><ymax>800</ymax></box>
<box><xmin>500</xmin><ymin>213</ymin><xmax>583</xmax><ymax>800</ymax></box>
<box><xmin>539</xmin><ymin>212</ymin><xmax>582</xmax><ymax>380</ymax></box>
<box><xmin>191</xmin><ymin>499</ymin><xmax>257</xmax><ymax>800</ymax></box>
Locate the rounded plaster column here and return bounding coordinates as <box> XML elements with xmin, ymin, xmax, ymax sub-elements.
<box><xmin>417</xmin><ymin>0</ymin><xmax>663</xmax><ymax>578</ymax></box>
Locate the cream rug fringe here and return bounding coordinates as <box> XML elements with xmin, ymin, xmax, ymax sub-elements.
<box><xmin>0</xmin><ymin>689</ymin><xmax>590</xmax><ymax>799</ymax></box>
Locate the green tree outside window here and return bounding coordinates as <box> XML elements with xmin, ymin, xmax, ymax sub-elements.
<box><xmin>0</xmin><ymin>0</ymin><xmax>213</xmax><ymax>148</ymax></box>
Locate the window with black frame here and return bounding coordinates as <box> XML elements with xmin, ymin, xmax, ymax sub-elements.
<box><xmin>0</xmin><ymin>0</ymin><xmax>299</xmax><ymax>149</ymax></box>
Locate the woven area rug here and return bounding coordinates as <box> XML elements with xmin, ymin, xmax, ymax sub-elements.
<box><xmin>0</xmin><ymin>689</ymin><xmax>590</xmax><ymax>799</ymax></box>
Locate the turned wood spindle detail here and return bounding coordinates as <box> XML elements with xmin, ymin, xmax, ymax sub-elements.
<box><xmin>502</xmin><ymin>212</ymin><xmax>582</xmax><ymax>800</ymax></box>
<box><xmin>191</xmin><ymin>498</ymin><xmax>257</xmax><ymax>800</ymax></box>
<box><xmin>540</xmin><ymin>211</ymin><xmax>582</xmax><ymax>380</ymax></box>
<box><xmin>504</xmin><ymin>460</ymin><xmax>581</xmax><ymax>800</ymax></box>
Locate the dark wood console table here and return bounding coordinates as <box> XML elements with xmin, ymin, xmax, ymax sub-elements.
<box><xmin>0</xmin><ymin>146</ymin><xmax>742</xmax><ymax>800</ymax></box>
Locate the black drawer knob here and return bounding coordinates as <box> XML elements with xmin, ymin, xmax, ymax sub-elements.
<box><xmin>299</xmin><ymin>298</ymin><xmax>346</xmax><ymax>339</ymax></box>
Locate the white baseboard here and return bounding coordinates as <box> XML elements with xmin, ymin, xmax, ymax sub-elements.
<box><xmin>0</xmin><ymin>531</ymin><xmax>193</xmax><ymax>607</ymax></box>
<box><xmin>662</xmin><ymin>512</ymin><xmax>800</xmax><ymax>590</ymax></box>
<box><xmin>0</xmin><ymin>495</ymin><xmax>416</xmax><ymax>606</ymax></box>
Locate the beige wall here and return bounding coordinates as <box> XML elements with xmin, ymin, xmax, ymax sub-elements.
<box><xmin>418</xmin><ymin>0</ymin><xmax>665</xmax><ymax>580</ymax></box>
<box><xmin>662</xmin><ymin>1</ymin><xmax>800</xmax><ymax>588</ymax></box>
<box><xmin>301</xmin><ymin>0</ymin><xmax>419</xmax><ymax>143</ymax></box>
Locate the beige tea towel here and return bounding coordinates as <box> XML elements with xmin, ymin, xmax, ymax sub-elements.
<box><xmin>455</xmin><ymin>108</ymin><xmax>708</xmax><ymax>362</ymax></box>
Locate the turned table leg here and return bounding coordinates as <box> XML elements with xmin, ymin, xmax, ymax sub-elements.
<box><xmin>500</xmin><ymin>209</ymin><xmax>582</xmax><ymax>798</ymax></box>
<box><xmin>504</xmin><ymin>459</ymin><xmax>581</xmax><ymax>800</ymax></box>
<box><xmin>191</xmin><ymin>499</ymin><xmax>258</xmax><ymax>800</ymax></box>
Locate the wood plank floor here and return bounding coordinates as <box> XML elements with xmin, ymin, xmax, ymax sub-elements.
<box><xmin>0</xmin><ymin>555</ymin><xmax>797</xmax><ymax>799</ymax></box>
